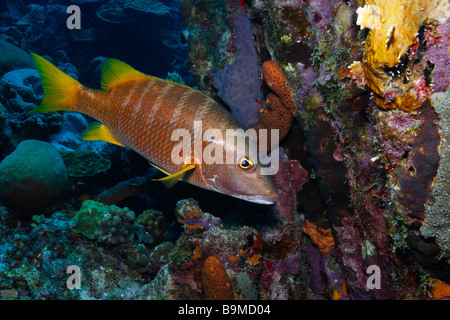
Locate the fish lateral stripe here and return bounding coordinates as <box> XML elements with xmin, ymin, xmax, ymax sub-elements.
<box><xmin>29</xmin><ymin>53</ymin><xmax>81</xmax><ymax>113</ymax></box>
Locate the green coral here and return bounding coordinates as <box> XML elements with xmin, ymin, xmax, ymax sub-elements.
<box><xmin>71</xmin><ymin>200</ymin><xmax>110</xmax><ymax>240</ymax></box>
<box><xmin>59</xmin><ymin>150</ymin><xmax>110</xmax><ymax>177</ymax></box>
<box><xmin>136</xmin><ymin>209</ymin><xmax>168</xmax><ymax>243</ymax></box>
<box><xmin>311</xmin><ymin>30</ymin><xmax>352</xmax><ymax>115</ymax></box>
<box><xmin>30</xmin><ymin>214</ymin><xmax>45</xmax><ymax>229</ymax></box>
<box><xmin>72</xmin><ymin>200</ymin><xmax>154</xmax><ymax>245</ymax></box>
<box><xmin>391</xmin><ymin>213</ymin><xmax>409</xmax><ymax>252</ymax></box>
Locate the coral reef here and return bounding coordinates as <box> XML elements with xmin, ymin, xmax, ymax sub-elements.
<box><xmin>71</xmin><ymin>199</ymin><xmax>110</xmax><ymax>240</ymax></box>
<box><xmin>136</xmin><ymin>209</ymin><xmax>169</xmax><ymax>244</ymax></box>
<box><xmin>0</xmin><ymin>0</ymin><xmax>449</xmax><ymax>302</ymax></box>
<box><xmin>72</xmin><ymin>200</ymin><xmax>152</xmax><ymax>245</ymax></box>
<box><xmin>59</xmin><ymin>149</ymin><xmax>111</xmax><ymax>177</ymax></box>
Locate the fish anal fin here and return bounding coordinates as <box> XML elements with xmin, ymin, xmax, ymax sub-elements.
<box><xmin>148</xmin><ymin>161</ymin><xmax>171</xmax><ymax>175</ymax></box>
<box><xmin>152</xmin><ymin>164</ymin><xmax>196</xmax><ymax>188</ymax></box>
<box><xmin>82</xmin><ymin>122</ymin><xmax>124</xmax><ymax>147</ymax></box>
<box><xmin>101</xmin><ymin>58</ymin><xmax>149</xmax><ymax>90</ymax></box>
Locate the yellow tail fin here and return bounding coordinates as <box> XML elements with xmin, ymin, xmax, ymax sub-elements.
<box><xmin>29</xmin><ymin>53</ymin><xmax>81</xmax><ymax>113</ymax></box>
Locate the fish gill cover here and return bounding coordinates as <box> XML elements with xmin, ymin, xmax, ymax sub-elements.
<box><xmin>0</xmin><ymin>0</ymin><xmax>448</xmax><ymax>303</ymax></box>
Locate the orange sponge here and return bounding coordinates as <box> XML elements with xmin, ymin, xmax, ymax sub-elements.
<box><xmin>250</xmin><ymin>93</ymin><xmax>294</xmax><ymax>148</ymax></box>
<box><xmin>249</xmin><ymin>60</ymin><xmax>296</xmax><ymax>148</ymax></box>
<box><xmin>262</xmin><ymin>60</ymin><xmax>296</xmax><ymax>113</ymax></box>
<box><xmin>431</xmin><ymin>279</ymin><xmax>450</xmax><ymax>300</ymax></box>
<box><xmin>302</xmin><ymin>220</ymin><xmax>335</xmax><ymax>255</ymax></box>
<box><xmin>202</xmin><ymin>256</ymin><xmax>234</xmax><ymax>300</ymax></box>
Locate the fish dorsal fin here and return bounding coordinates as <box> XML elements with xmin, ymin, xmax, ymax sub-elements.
<box><xmin>82</xmin><ymin>122</ymin><xmax>125</xmax><ymax>147</ymax></box>
<box><xmin>151</xmin><ymin>162</ymin><xmax>196</xmax><ymax>188</ymax></box>
<box><xmin>100</xmin><ymin>58</ymin><xmax>149</xmax><ymax>90</ymax></box>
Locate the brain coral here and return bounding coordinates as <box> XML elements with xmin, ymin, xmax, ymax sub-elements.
<box><xmin>0</xmin><ymin>140</ymin><xmax>68</xmax><ymax>210</ymax></box>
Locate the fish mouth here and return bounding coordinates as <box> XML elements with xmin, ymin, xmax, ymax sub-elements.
<box><xmin>235</xmin><ymin>192</ymin><xmax>279</xmax><ymax>205</ymax></box>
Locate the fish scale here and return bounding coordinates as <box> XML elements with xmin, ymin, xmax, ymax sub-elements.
<box><xmin>29</xmin><ymin>53</ymin><xmax>279</xmax><ymax>204</ymax></box>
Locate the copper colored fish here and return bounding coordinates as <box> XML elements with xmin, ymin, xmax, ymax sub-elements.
<box><xmin>30</xmin><ymin>53</ymin><xmax>279</xmax><ymax>204</ymax></box>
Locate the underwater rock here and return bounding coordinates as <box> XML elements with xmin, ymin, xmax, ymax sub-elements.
<box><xmin>95</xmin><ymin>172</ymin><xmax>159</xmax><ymax>205</ymax></box>
<box><xmin>421</xmin><ymin>88</ymin><xmax>450</xmax><ymax>263</ymax></box>
<box><xmin>0</xmin><ymin>40</ymin><xmax>35</xmax><ymax>76</ymax></box>
<box><xmin>0</xmin><ymin>69</ymin><xmax>42</xmax><ymax>111</ymax></box>
<box><xmin>5</xmin><ymin>112</ymin><xmax>62</xmax><ymax>148</ymax></box>
<box><xmin>0</xmin><ymin>103</ymin><xmax>6</xmax><ymax>127</ymax></box>
<box><xmin>49</xmin><ymin>112</ymin><xmax>112</xmax><ymax>155</ymax></box>
<box><xmin>96</xmin><ymin>0</ymin><xmax>170</xmax><ymax>23</ymax></box>
<box><xmin>272</xmin><ymin>159</ymin><xmax>308</xmax><ymax>222</ymax></box>
<box><xmin>0</xmin><ymin>140</ymin><xmax>68</xmax><ymax>211</ymax></box>
<box><xmin>150</xmin><ymin>241</ymin><xmax>175</xmax><ymax>263</ymax></box>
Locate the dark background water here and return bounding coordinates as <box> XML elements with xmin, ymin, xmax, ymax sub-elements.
<box><xmin>0</xmin><ymin>0</ymin><xmax>194</xmax><ymax>88</ymax></box>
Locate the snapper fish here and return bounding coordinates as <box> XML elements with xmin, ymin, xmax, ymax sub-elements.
<box><xmin>30</xmin><ymin>53</ymin><xmax>279</xmax><ymax>205</ymax></box>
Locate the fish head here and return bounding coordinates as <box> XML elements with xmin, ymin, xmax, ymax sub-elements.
<box><xmin>201</xmin><ymin>162</ymin><xmax>279</xmax><ymax>205</ymax></box>
<box><xmin>199</xmin><ymin>132</ymin><xmax>279</xmax><ymax>205</ymax></box>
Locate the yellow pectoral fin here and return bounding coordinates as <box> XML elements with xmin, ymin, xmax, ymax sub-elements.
<box><xmin>82</xmin><ymin>122</ymin><xmax>125</xmax><ymax>147</ymax></box>
<box><xmin>151</xmin><ymin>164</ymin><xmax>196</xmax><ymax>188</ymax></box>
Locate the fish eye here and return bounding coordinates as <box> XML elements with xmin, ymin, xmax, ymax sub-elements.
<box><xmin>238</xmin><ymin>157</ymin><xmax>255</xmax><ymax>171</ymax></box>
